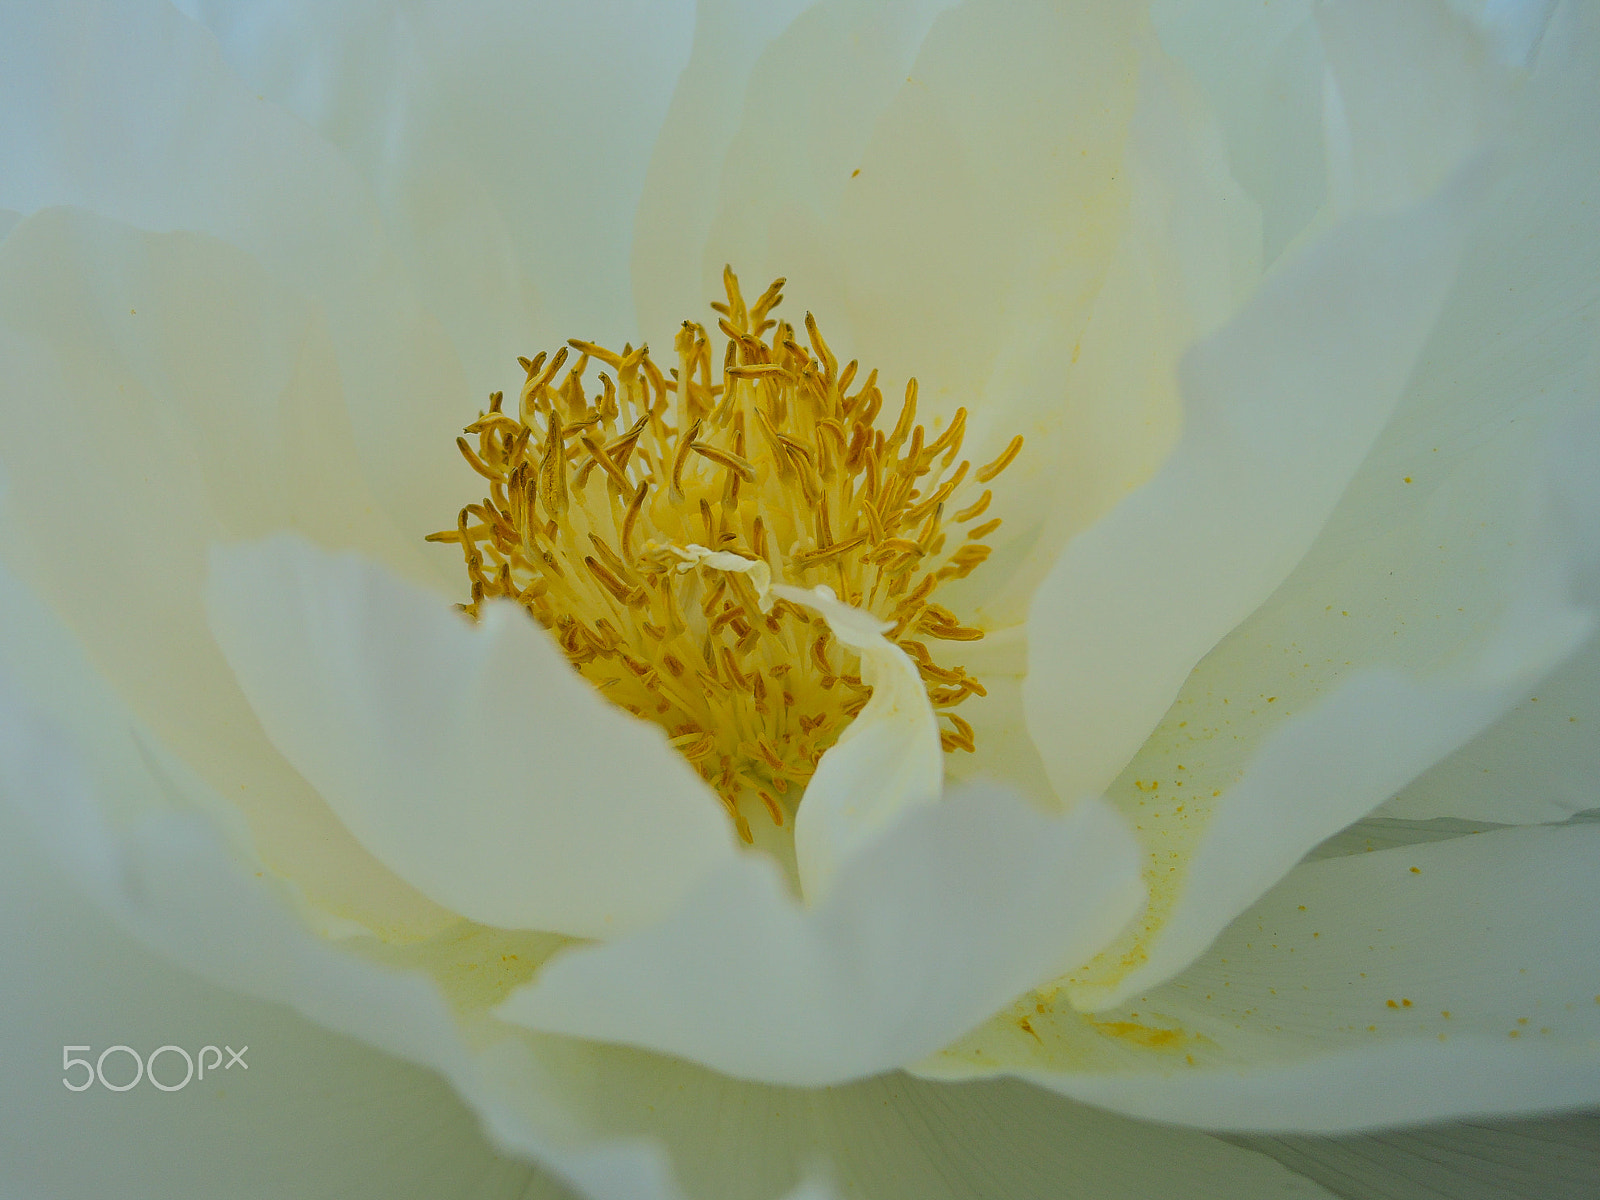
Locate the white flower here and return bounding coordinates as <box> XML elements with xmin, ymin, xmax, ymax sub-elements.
<box><xmin>1</xmin><ymin>1</ymin><xmax>1597</xmax><ymax>1198</ymax></box>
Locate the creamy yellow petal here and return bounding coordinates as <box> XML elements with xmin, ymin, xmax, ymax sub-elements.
<box><xmin>499</xmin><ymin>784</ymin><xmax>1142</xmax><ymax>1086</ymax></box>
<box><xmin>207</xmin><ymin>535</ymin><xmax>738</xmax><ymax>939</ymax></box>
<box><xmin>0</xmin><ymin>208</ymin><xmax>453</xmax><ymax>938</ymax></box>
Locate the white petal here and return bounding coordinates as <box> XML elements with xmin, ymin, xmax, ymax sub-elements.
<box><xmin>0</xmin><ymin>206</ymin><xmax>453</xmax><ymax>937</ymax></box>
<box><xmin>927</xmin><ymin>825</ymin><xmax>1600</xmax><ymax>1132</ymax></box>
<box><xmin>772</xmin><ymin>584</ymin><xmax>942</xmax><ymax>901</ymax></box>
<box><xmin>0</xmin><ymin>0</ymin><xmax>374</xmax><ymax>293</ymax></box>
<box><xmin>640</xmin><ymin>3</ymin><xmax>1177</xmax><ymax>635</ymax></box>
<box><xmin>499</xmin><ymin>784</ymin><xmax>1143</xmax><ymax>1086</ymax></box>
<box><xmin>0</xmin><ymin>0</ymin><xmax>472</xmax><ymax>544</ymax></box>
<box><xmin>0</xmin><ymin>773</ymin><xmax>561</xmax><ymax>1200</ymax></box>
<box><xmin>206</xmin><ymin>534</ymin><xmax>737</xmax><ymax>940</ymax></box>
<box><xmin>542</xmin><ymin>1063</ymin><xmax>1341</xmax><ymax>1200</ymax></box>
<box><xmin>1025</xmin><ymin>164</ymin><xmax>1484</xmax><ymax>808</ymax></box>
<box><xmin>0</xmin><ymin>668</ymin><xmax>713</xmax><ymax>1200</ymax></box>
<box><xmin>1360</xmin><ymin>0</ymin><xmax>1600</xmax><ymax>826</ymax></box>
<box><xmin>0</xmin><ymin>666</ymin><xmax>1328</xmax><ymax>1199</ymax></box>
<box><xmin>1235</xmin><ymin>1112</ymin><xmax>1600</xmax><ymax>1200</ymax></box>
<box><xmin>187</xmin><ymin>0</ymin><xmax>697</xmax><ymax>383</ymax></box>
<box><xmin>1038</xmin><ymin>2</ymin><xmax>1600</xmax><ymax>998</ymax></box>
<box><xmin>961</xmin><ymin>36</ymin><xmax>1263</xmax><ymax>628</ymax></box>
<box><xmin>1150</xmin><ymin>0</ymin><xmax>1326</xmax><ymax>261</ymax></box>
<box><xmin>1475</xmin><ymin>0</ymin><xmax>1563</xmax><ymax>66</ymax></box>
<box><xmin>1059</xmin><ymin>397</ymin><xmax>1599</xmax><ymax>1007</ymax></box>
<box><xmin>1388</xmin><ymin>629</ymin><xmax>1600</xmax><ymax>823</ymax></box>
<box><xmin>1318</xmin><ymin>0</ymin><xmax>1502</xmax><ymax>216</ymax></box>
<box><xmin>1023</xmin><ymin>0</ymin><xmax>1519</xmax><ymax>807</ymax></box>
<box><xmin>642</xmin><ymin>1</ymin><xmax>1141</xmax><ymax>434</ymax></box>
<box><xmin>632</xmin><ymin>0</ymin><xmax>955</xmax><ymax>339</ymax></box>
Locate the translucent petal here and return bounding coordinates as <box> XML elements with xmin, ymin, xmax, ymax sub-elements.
<box><xmin>641</xmin><ymin>0</ymin><xmax>1144</xmax><ymax>475</ymax></box>
<box><xmin>0</xmin><ymin>0</ymin><xmax>375</xmax><ymax>296</ymax></box>
<box><xmin>632</xmin><ymin>0</ymin><xmax>957</xmax><ymax>340</ymax></box>
<box><xmin>1360</xmin><ymin>0</ymin><xmax>1600</xmax><ymax>825</ymax></box>
<box><xmin>0</xmin><ymin>771</ymin><xmax>575</xmax><ymax>1200</ymax></box>
<box><xmin>1473</xmin><ymin>0</ymin><xmax>1562</xmax><ymax>66</ymax></box>
<box><xmin>926</xmin><ymin>824</ymin><xmax>1600</xmax><ymax>1132</ymax></box>
<box><xmin>641</xmin><ymin>1</ymin><xmax>1215</xmax><ymax>649</ymax></box>
<box><xmin>1318</xmin><ymin>0</ymin><xmax>1502</xmax><ymax>215</ymax></box>
<box><xmin>1056</xmin><ymin>401</ymin><xmax>1599</xmax><ymax>1007</ymax></box>
<box><xmin>1024</xmin><ymin>166</ymin><xmax>1483</xmax><ymax>809</ymax></box>
<box><xmin>1</xmin><ymin>668</ymin><xmax>1328</xmax><ymax>1200</ymax></box>
<box><xmin>499</xmin><ymin>784</ymin><xmax>1143</xmax><ymax>1086</ymax></box>
<box><xmin>0</xmin><ymin>0</ymin><xmax>471</xmax><ymax>543</ymax></box>
<box><xmin>1235</xmin><ymin>1111</ymin><xmax>1600</xmax><ymax>1200</ymax></box>
<box><xmin>1150</xmin><ymin>0</ymin><xmax>1326</xmax><ymax>261</ymax></box>
<box><xmin>1387</xmin><ymin>630</ymin><xmax>1600</xmax><ymax>823</ymax></box>
<box><xmin>962</xmin><ymin>36</ymin><xmax>1262</xmax><ymax>627</ymax></box>
<box><xmin>186</xmin><ymin>0</ymin><xmax>697</xmax><ymax>390</ymax></box>
<box><xmin>773</xmin><ymin>584</ymin><xmax>943</xmax><ymax>901</ymax></box>
<box><xmin>206</xmin><ymin>535</ymin><xmax>737</xmax><ymax>940</ymax></box>
<box><xmin>1029</xmin><ymin>4</ymin><xmax>1600</xmax><ymax>999</ymax></box>
<box><xmin>0</xmin><ymin>207</ymin><xmax>453</xmax><ymax>938</ymax></box>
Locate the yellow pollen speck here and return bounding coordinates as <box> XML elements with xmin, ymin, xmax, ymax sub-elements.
<box><xmin>1091</xmin><ymin>1018</ymin><xmax>1185</xmax><ymax>1049</ymax></box>
<box><xmin>430</xmin><ymin>270</ymin><xmax>1015</xmax><ymax>841</ymax></box>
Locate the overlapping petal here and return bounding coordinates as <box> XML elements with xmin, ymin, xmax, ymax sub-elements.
<box><xmin>0</xmin><ymin>750</ymin><xmax>565</xmax><ymax>1200</ymax></box>
<box><xmin>499</xmin><ymin>784</ymin><xmax>1143</xmax><ymax>1085</ymax></box>
<box><xmin>1025</xmin><ymin>167</ymin><xmax>1483</xmax><ymax>809</ymax></box>
<box><xmin>1022</xmin><ymin>0</ymin><xmax>1600</xmax><ymax>1004</ymax></box>
<box><xmin>0</xmin><ymin>1</ymin><xmax>1594</xmax><ymax>1198</ymax></box>
<box><xmin>926</xmin><ymin>823</ymin><xmax>1600</xmax><ymax>1132</ymax></box>
<box><xmin>0</xmin><ymin>0</ymin><xmax>470</xmax><ymax>542</ymax></box>
<box><xmin>0</xmin><ymin>662</ymin><xmax>694</xmax><ymax>1200</ymax></box>
<box><xmin>207</xmin><ymin>535</ymin><xmax>738</xmax><ymax>939</ymax></box>
<box><xmin>185</xmin><ymin>0</ymin><xmax>699</xmax><ymax>381</ymax></box>
<box><xmin>1025</xmin><ymin>395</ymin><xmax>1600</xmax><ymax>1009</ymax></box>
<box><xmin>0</xmin><ymin>205</ymin><xmax>452</xmax><ymax>938</ymax></box>
<box><xmin>773</xmin><ymin>584</ymin><xmax>944</xmax><ymax>899</ymax></box>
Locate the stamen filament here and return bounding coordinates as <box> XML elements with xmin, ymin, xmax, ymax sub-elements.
<box><xmin>431</xmin><ymin>270</ymin><xmax>1023</xmax><ymax>841</ymax></box>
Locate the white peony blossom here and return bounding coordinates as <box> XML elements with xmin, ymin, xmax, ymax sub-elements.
<box><xmin>1</xmin><ymin>1</ymin><xmax>1598</xmax><ymax>1198</ymax></box>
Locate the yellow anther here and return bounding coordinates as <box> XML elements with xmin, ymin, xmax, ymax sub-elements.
<box><xmin>430</xmin><ymin>270</ymin><xmax>1019</xmax><ymax>841</ymax></box>
<box><xmin>975</xmin><ymin>434</ymin><xmax>1025</xmax><ymax>483</ymax></box>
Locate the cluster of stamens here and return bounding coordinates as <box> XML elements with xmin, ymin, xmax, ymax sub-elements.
<box><xmin>429</xmin><ymin>269</ymin><xmax>1020</xmax><ymax>842</ymax></box>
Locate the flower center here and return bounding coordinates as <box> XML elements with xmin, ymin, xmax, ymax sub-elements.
<box><xmin>430</xmin><ymin>269</ymin><xmax>1019</xmax><ymax>842</ymax></box>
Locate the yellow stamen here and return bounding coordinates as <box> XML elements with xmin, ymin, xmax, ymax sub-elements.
<box><xmin>430</xmin><ymin>270</ymin><xmax>1021</xmax><ymax>842</ymax></box>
